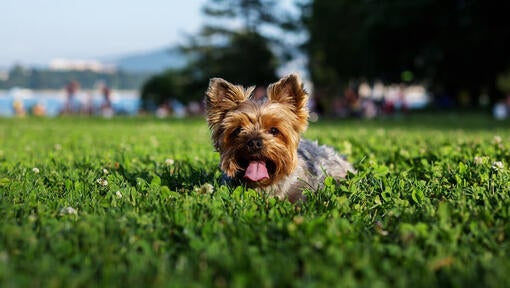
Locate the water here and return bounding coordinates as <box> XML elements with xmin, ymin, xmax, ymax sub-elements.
<box><xmin>0</xmin><ymin>88</ymin><xmax>140</xmax><ymax>117</ymax></box>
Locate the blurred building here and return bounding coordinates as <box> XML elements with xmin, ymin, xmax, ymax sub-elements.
<box><xmin>49</xmin><ymin>59</ymin><xmax>116</xmax><ymax>73</ymax></box>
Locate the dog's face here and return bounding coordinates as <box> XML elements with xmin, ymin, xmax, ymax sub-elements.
<box><xmin>205</xmin><ymin>74</ymin><xmax>309</xmax><ymax>187</ymax></box>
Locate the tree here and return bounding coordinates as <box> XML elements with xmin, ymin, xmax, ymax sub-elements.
<box><xmin>0</xmin><ymin>65</ymin><xmax>149</xmax><ymax>90</ymax></box>
<box><xmin>140</xmin><ymin>70</ymin><xmax>193</xmax><ymax>111</ymax></box>
<box><xmin>140</xmin><ymin>72</ymin><xmax>174</xmax><ymax>111</ymax></box>
<box><xmin>183</xmin><ymin>30</ymin><xmax>279</xmax><ymax>87</ymax></box>
<box><xmin>140</xmin><ymin>0</ymin><xmax>299</xmax><ymax>110</ymax></box>
<box><xmin>181</xmin><ymin>0</ymin><xmax>296</xmax><ymax>88</ymax></box>
<box><xmin>303</xmin><ymin>0</ymin><xmax>510</xmax><ymax>107</ymax></box>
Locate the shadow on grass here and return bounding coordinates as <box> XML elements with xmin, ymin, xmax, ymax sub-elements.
<box><xmin>116</xmin><ymin>159</ymin><xmax>217</xmax><ymax>193</ymax></box>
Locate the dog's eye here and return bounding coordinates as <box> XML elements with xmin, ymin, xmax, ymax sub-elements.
<box><xmin>231</xmin><ymin>127</ymin><xmax>242</xmax><ymax>137</ymax></box>
<box><xmin>269</xmin><ymin>127</ymin><xmax>280</xmax><ymax>136</ymax></box>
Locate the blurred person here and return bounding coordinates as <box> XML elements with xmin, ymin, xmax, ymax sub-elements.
<box><xmin>156</xmin><ymin>102</ymin><xmax>170</xmax><ymax>118</ymax></box>
<box><xmin>32</xmin><ymin>102</ymin><xmax>46</xmax><ymax>117</ymax></box>
<box><xmin>333</xmin><ymin>96</ymin><xmax>348</xmax><ymax>118</ymax></box>
<box><xmin>13</xmin><ymin>99</ymin><xmax>26</xmax><ymax>117</ymax></box>
<box><xmin>83</xmin><ymin>92</ymin><xmax>94</xmax><ymax>115</ymax></box>
<box><xmin>358</xmin><ymin>82</ymin><xmax>372</xmax><ymax>99</ymax></box>
<box><xmin>493</xmin><ymin>101</ymin><xmax>507</xmax><ymax>120</ymax></box>
<box><xmin>372</xmin><ymin>81</ymin><xmax>385</xmax><ymax>115</ymax></box>
<box><xmin>99</xmin><ymin>86</ymin><xmax>114</xmax><ymax>118</ymax></box>
<box><xmin>345</xmin><ymin>86</ymin><xmax>361</xmax><ymax>118</ymax></box>
<box><xmin>493</xmin><ymin>97</ymin><xmax>508</xmax><ymax>120</ymax></box>
<box><xmin>61</xmin><ymin>81</ymin><xmax>82</xmax><ymax>115</ymax></box>
<box><xmin>393</xmin><ymin>84</ymin><xmax>407</xmax><ymax>117</ymax></box>
<box><xmin>361</xmin><ymin>98</ymin><xmax>377</xmax><ymax>119</ymax></box>
<box><xmin>187</xmin><ymin>101</ymin><xmax>202</xmax><ymax>115</ymax></box>
<box><xmin>171</xmin><ymin>99</ymin><xmax>186</xmax><ymax>118</ymax></box>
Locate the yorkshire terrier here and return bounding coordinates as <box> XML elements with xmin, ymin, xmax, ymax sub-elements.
<box><xmin>205</xmin><ymin>74</ymin><xmax>354</xmax><ymax>202</ymax></box>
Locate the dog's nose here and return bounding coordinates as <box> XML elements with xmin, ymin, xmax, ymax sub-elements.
<box><xmin>247</xmin><ymin>137</ymin><xmax>263</xmax><ymax>152</ymax></box>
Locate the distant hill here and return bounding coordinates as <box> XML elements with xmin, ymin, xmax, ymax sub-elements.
<box><xmin>106</xmin><ymin>47</ymin><xmax>188</xmax><ymax>73</ymax></box>
<box><xmin>0</xmin><ymin>47</ymin><xmax>190</xmax><ymax>89</ymax></box>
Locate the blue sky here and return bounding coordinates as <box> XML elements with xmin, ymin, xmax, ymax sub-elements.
<box><xmin>0</xmin><ymin>0</ymin><xmax>207</xmax><ymax>67</ymax></box>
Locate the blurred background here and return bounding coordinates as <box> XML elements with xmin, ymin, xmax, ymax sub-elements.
<box><xmin>1</xmin><ymin>0</ymin><xmax>510</xmax><ymax>120</ymax></box>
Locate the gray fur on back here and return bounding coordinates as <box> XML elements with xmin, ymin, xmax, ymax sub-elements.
<box><xmin>296</xmin><ymin>139</ymin><xmax>354</xmax><ymax>184</ymax></box>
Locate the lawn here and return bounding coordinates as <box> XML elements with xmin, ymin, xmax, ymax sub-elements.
<box><xmin>0</xmin><ymin>114</ymin><xmax>509</xmax><ymax>287</ymax></box>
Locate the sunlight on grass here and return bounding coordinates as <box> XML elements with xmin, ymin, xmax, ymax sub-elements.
<box><xmin>0</xmin><ymin>115</ymin><xmax>509</xmax><ymax>287</ymax></box>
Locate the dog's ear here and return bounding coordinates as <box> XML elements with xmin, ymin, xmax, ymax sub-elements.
<box><xmin>205</xmin><ymin>78</ymin><xmax>254</xmax><ymax>149</ymax></box>
<box><xmin>206</xmin><ymin>78</ymin><xmax>252</xmax><ymax>111</ymax></box>
<box><xmin>267</xmin><ymin>73</ymin><xmax>309</xmax><ymax>121</ymax></box>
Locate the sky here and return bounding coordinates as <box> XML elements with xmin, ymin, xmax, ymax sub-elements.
<box><xmin>0</xmin><ymin>0</ymin><xmax>207</xmax><ymax>68</ymax></box>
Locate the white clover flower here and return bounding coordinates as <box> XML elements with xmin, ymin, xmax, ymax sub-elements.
<box><xmin>399</xmin><ymin>149</ymin><xmax>410</xmax><ymax>158</ymax></box>
<box><xmin>492</xmin><ymin>161</ymin><xmax>504</xmax><ymax>171</ymax></box>
<box><xmin>474</xmin><ymin>156</ymin><xmax>484</xmax><ymax>166</ymax></box>
<box><xmin>96</xmin><ymin>178</ymin><xmax>108</xmax><ymax>186</ymax></box>
<box><xmin>293</xmin><ymin>216</ymin><xmax>305</xmax><ymax>225</ymax></box>
<box><xmin>59</xmin><ymin>207</ymin><xmax>78</xmax><ymax>216</ymax></box>
<box><xmin>32</xmin><ymin>167</ymin><xmax>40</xmax><ymax>174</ymax></box>
<box><xmin>28</xmin><ymin>214</ymin><xmax>37</xmax><ymax>223</ymax></box>
<box><xmin>165</xmin><ymin>158</ymin><xmax>175</xmax><ymax>166</ymax></box>
<box><xmin>102</xmin><ymin>168</ymin><xmax>109</xmax><ymax>175</ymax></box>
<box><xmin>115</xmin><ymin>191</ymin><xmax>123</xmax><ymax>198</ymax></box>
<box><xmin>375</xmin><ymin>221</ymin><xmax>389</xmax><ymax>236</ymax></box>
<box><xmin>195</xmin><ymin>183</ymin><xmax>214</xmax><ymax>194</ymax></box>
<box><xmin>203</xmin><ymin>183</ymin><xmax>214</xmax><ymax>194</ymax></box>
<box><xmin>493</xmin><ymin>135</ymin><xmax>502</xmax><ymax>144</ymax></box>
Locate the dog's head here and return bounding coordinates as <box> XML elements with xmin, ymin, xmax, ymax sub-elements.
<box><xmin>205</xmin><ymin>74</ymin><xmax>309</xmax><ymax>187</ymax></box>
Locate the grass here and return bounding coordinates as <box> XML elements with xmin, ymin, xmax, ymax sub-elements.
<box><xmin>0</xmin><ymin>114</ymin><xmax>509</xmax><ymax>287</ymax></box>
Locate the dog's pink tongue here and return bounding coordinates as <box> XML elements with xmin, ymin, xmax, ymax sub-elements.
<box><xmin>244</xmin><ymin>161</ymin><xmax>269</xmax><ymax>182</ymax></box>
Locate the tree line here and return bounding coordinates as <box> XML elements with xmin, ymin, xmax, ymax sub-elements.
<box><xmin>0</xmin><ymin>65</ymin><xmax>150</xmax><ymax>90</ymax></box>
<box><xmin>141</xmin><ymin>0</ymin><xmax>510</xmax><ymax>111</ymax></box>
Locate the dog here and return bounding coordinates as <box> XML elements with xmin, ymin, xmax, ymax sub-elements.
<box><xmin>205</xmin><ymin>73</ymin><xmax>354</xmax><ymax>202</ymax></box>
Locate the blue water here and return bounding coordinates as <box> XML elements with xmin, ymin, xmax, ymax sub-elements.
<box><xmin>0</xmin><ymin>89</ymin><xmax>140</xmax><ymax>117</ymax></box>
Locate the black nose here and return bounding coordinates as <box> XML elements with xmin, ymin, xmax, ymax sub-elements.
<box><xmin>247</xmin><ymin>137</ymin><xmax>263</xmax><ymax>152</ymax></box>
